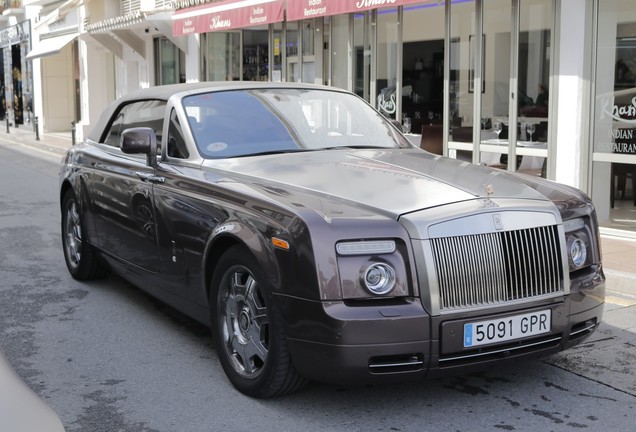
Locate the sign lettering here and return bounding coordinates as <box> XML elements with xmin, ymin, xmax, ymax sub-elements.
<box><xmin>378</xmin><ymin>92</ymin><xmax>397</xmax><ymax>115</ymax></box>
<box><xmin>210</xmin><ymin>15</ymin><xmax>232</xmax><ymax>30</ymax></box>
<box><xmin>356</xmin><ymin>0</ymin><xmax>397</xmax><ymax>9</ymax></box>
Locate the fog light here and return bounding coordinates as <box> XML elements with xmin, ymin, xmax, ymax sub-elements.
<box><xmin>568</xmin><ymin>236</ymin><xmax>587</xmax><ymax>269</ymax></box>
<box><xmin>362</xmin><ymin>263</ymin><xmax>396</xmax><ymax>295</ymax></box>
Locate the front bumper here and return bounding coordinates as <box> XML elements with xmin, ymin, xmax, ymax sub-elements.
<box><xmin>278</xmin><ymin>282</ymin><xmax>604</xmax><ymax>386</ymax></box>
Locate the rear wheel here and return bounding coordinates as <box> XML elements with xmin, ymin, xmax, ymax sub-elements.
<box><xmin>210</xmin><ymin>245</ymin><xmax>307</xmax><ymax>397</ymax></box>
<box><xmin>61</xmin><ymin>190</ymin><xmax>107</xmax><ymax>280</ymax></box>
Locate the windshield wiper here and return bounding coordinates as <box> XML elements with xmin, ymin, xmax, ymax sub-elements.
<box><xmin>323</xmin><ymin>145</ymin><xmax>393</xmax><ymax>151</ymax></box>
<box><xmin>238</xmin><ymin>148</ymin><xmax>313</xmax><ymax>157</ymax></box>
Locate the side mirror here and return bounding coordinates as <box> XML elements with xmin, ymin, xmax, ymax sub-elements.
<box><xmin>121</xmin><ymin>127</ymin><xmax>158</xmax><ymax>167</ymax></box>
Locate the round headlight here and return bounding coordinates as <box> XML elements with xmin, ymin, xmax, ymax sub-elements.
<box><xmin>362</xmin><ymin>263</ymin><xmax>396</xmax><ymax>295</ymax></box>
<box><xmin>568</xmin><ymin>236</ymin><xmax>587</xmax><ymax>269</ymax></box>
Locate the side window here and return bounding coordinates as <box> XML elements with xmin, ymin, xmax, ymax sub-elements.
<box><xmin>104</xmin><ymin>111</ymin><xmax>125</xmax><ymax>147</ymax></box>
<box><xmin>167</xmin><ymin>109</ymin><xmax>190</xmax><ymax>159</ymax></box>
<box><xmin>102</xmin><ymin>100</ymin><xmax>166</xmax><ymax>148</ymax></box>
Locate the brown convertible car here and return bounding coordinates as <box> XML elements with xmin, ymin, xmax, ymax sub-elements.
<box><xmin>59</xmin><ymin>82</ymin><xmax>605</xmax><ymax>397</ymax></box>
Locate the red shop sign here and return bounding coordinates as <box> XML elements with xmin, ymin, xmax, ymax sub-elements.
<box><xmin>173</xmin><ymin>0</ymin><xmax>284</xmax><ymax>36</ymax></box>
<box><xmin>286</xmin><ymin>0</ymin><xmax>437</xmax><ymax>21</ymax></box>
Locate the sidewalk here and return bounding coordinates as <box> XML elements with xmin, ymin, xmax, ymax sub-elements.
<box><xmin>1</xmin><ymin>123</ymin><xmax>635</xmax><ymax>299</ymax></box>
<box><xmin>0</xmin><ymin>121</ymin><xmax>74</xmax><ymax>156</ymax></box>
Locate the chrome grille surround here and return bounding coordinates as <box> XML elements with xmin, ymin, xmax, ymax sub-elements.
<box><xmin>430</xmin><ymin>225</ymin><xmax>564</xmax><ymax>311</ymax></box>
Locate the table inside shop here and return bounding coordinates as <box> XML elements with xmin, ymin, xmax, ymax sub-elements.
<box><xmin>479</xmin><ymin>138</ymin><xmax>547</xmax><ymax>176</ymax></box>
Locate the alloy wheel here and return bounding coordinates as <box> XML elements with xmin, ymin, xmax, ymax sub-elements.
<box><xmin>218</xmin><ymin>266</ymin><xmax>269</xmax><ymax>379</ymax></box>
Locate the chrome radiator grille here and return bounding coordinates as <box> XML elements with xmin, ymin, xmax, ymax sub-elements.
<box><xmin>430</xmin><ymin>225</ymin><xmax>563</xmax><ymax>311</ymax></box>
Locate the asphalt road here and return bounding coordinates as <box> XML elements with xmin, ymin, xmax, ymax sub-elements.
<box><xmin>0</xmin><ymin>142</ymin><xmax>634</xmax><ymax>432</ymax></box>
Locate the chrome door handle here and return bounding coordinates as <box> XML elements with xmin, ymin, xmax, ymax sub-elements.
<box><xmin>135</xmin><ymin>171</ymin><xmax>165</xmax><ymax>184</ymax></box>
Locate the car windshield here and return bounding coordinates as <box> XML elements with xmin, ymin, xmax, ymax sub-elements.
<box><xmin>182</xmin><ymin>88</ymin><xmax>411</xmax><ymax>159</ymax></box>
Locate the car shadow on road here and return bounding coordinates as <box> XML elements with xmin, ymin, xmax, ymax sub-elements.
<box><xmin>78</xmin><ymin>273</ymin><xmax>635</xmax><ymax>432</ymax></box>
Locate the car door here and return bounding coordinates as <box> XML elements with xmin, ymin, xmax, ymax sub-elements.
<box><xmin>88</xmin><ymin>99</ymin><xmax>166</xmax><ymax>273</ymax></box>
<box><xmin>151</xmin><ymin>108</ymin><xmax>226</xmax><ymax>307</ymax></box>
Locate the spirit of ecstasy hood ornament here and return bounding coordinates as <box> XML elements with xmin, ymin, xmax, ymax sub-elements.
<box><xmin>482</xmin><ymin>184</ymin><xmax>497</xmax><ymax>207</ymax></box>
<box><xmin>484</xmin><ymin>184</ymin><xmax>494</xmax><ymax>199</ymax></box>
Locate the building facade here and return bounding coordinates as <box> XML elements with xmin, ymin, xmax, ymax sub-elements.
<box><xmin>5</xmin><ymin>0</ymin><xmax>636</xmax><ymax>237</ymax></box>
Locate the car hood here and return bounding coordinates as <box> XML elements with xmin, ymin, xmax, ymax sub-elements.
<box><xmin>203</xmin><ymin>149</ymin><xmax>566</xmax><ymax>219</ymax></box>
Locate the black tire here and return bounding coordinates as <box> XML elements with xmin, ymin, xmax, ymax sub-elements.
<box><xmin>210</xmin><ymin>245</ymin><xmax>307</xmax><ymax>398</ymax></box>
<box><xmin>61</xmin><ymin>190</ymin><xmax>108</xmax><ymax>280</ymax></box>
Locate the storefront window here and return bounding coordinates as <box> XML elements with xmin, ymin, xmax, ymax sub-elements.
<box><xmin>287</xmin><ymin>21</ymin><xmax>299</xmax><ymax>82</ymax></box>
<box><xmin>331</xmin><ymin>14</ymin><xmax>350</xmax><ymax>91</ymax></box>
<box><xmin>301</xmin><ymin>20</ymin><xmax>317</xmax><ymax>84</ymax></box>
<box><xmin>353</xmin><ymin>12</ymin><xmax>371</xmax><ymax>101</ymax></box>
<box><xmin>403</xmin><ymin>2</ymin><xmax>445</xmax><ymax>152</ymax></box>
<box><xmin>592</xmin><ymin>0</ymin><xmax>636</xmax><ymax>232</ymax></box>
<box><xmin>516</xmin><ymin>0</ymin><xmax>551</xmax><ymax>177</ymax></box>
<box><xmin>201</xmin><ymin>32</ymin><xmax>240</xmax><ymax>81</ymax></box>
<box><xmin>479</xmin><ymin>0</ymin><xmax>511</xmax><ymax>168</ymax></box>
<box><xmin>302</xmin><ymin>20</ymin><xmax>315</xmax><ymax>56</ymax></box>
<box><xmin>375</xmin><ymin>8</ymin><xmax>399</xmax><ymax>121</ymax></box>
<box><xmin>243</xmin><ymin>28</ymin><xmax>269</xmax><ymax>81</ymax></box>
<box><xmin>272</xmin><ymin>22</ymin><xmax>283</xmax><ymax>82</ymax></box>
<box><xmin>447</xmin><ymin>0</ymin><xmax>550</xmax><ymax>174</ymax></box>
<box><xmin>448</xmin><ymin>0</ymin><xmax>475</xmax><ymax>157</ymax></box>
<box><xmin>154</xmin><ymin>37</ymin><xmax>185</xmax><ymax>85</ymax></box>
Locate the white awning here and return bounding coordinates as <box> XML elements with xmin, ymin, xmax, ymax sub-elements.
<box><xmin>26</xmin><ymin>33</ymin><xmax>77</xmax><ymax>60</ymax></box>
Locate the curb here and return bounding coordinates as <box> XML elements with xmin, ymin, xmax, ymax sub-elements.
<box><xmin>0</xmin><ymin>131</ymin><xmax>71</xmax><ymax>156</ymax></box>
<box><xmin>604</xmin><ymin>269</ymin><xmax>636</xmax><ymax>298</ymax></box>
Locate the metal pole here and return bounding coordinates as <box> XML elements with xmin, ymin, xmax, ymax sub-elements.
<box><xmin>34</xmin><ymin>116</ymin><xmax>40</xmax><ymax>141</ymax></box>
<box><xmin>71</xmin><ymin>121</ymin><xmax>76</xmax><ymax>146</ymax></box>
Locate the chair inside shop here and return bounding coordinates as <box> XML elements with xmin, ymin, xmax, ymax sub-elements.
<box><xmin>611</xmin><ymin>163</ymin><xmax>636</xmax><ymax>208</ymax></box>
<box><xmin>420</xmin><ymin>124</ymin><xmax>443</xmax><ymax>155</ymax></box>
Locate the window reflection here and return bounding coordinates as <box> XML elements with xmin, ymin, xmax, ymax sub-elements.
<box><xmin>402</xmin><ymin>2</ymin><xmax>445</xmax><ymax>152</ymax></box>
<box><xmin>448</xmin><ymin>0</ymin><xmax>551</xmax><ymax>176</ymax></box>
<box><xmin>201</xmin><ymin>32</ymin><xmax>240</xmax><ymax>81</ymax></box>
<box><xmin>592</xmin><ymin>0</ymin><xmax>636</xmax><ymax>232</ymax></box>
<box><xmin>375</xmin><ymin>8</ymin><xmax>399</xmax><ymax>121</ymax></box>
<box><xmin>448</xmin><ymin>0</ymin><xmax>475</xmax><ymax>161</ymax></box>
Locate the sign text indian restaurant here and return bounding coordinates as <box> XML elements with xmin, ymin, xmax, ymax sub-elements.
<box><xmin>173</xmin><ymin>0</ymin><xmax>284</xmax><ymax>36</ymax></box>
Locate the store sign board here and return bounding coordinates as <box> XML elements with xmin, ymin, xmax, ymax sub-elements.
<box><xmin>286</xmin><ymin>0</ymin><xmax>435</xmax><ymax>21</ymax></box>
<box><xmin>173</xmin><ymin>0</ymin><xmax>284</xmax><ymax>36</ymax></box>
<box><xmin>0</xmin><ymin>21</ymin><xmax>31</xmax><ymax>49</ymax></box>
<box><xmin>613</xmin><ymin>128</ymin><xmax>636</xmax><ymax>154</ymax></box>
<box><xmin>600</xmin><ymin>90</ymin><xmax>636</xmax><ymax>154</ymax></box>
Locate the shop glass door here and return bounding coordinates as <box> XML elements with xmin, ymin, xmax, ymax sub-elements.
<box><xmin>515</xmin><ymin>0</ymin><xmax>551</xmax><ymax>178</ymax></box>
<box><xmin>301</xmin><ymin>20</ymin><xmax>316</xmax><ymax>83</ymax></box>
<box><xmin>201</xmin><ymin>32</ymin><xmax>240</xmax><ymax>81</ymax></box>
<box><xmin>448</xmin><ymin>0</ymin><xmax>475</xmax><ymax>162</ymax></box>
<box><xmin>402</xmin><ymin>1</ymin><xmax>445</xmax><ymax>152</ymax></box>
<box><xmin>353</xmin><ymin>11</ymin><xmax>371</xmax><ymax>101</ymax></box>
<box><xmin>272</xmin><ymin>22</ymin><xmax>283</xmax><ymax>82</ymax></box>
<box><xmin>591</xmin><ymin>0</ymin><xmax>636</xmax><ymax>232</ymax></box>
<box><xmin>374</xmin><ymin>7</ymin><xmax>400</xmax><ymax>122</ymax></box>
<box><xmin>287</xmin><ymin>21</ymin><xmax>299</xmax><ymax>82</ymax></box>
<box><xmin>447</xmin><ymin>0</ymin><xmax>551</xmax><ymax>175</ymax></box>
<box><xmin>479</xmin><ymin>0</ymin><xmax>511</xmax><ymax>169</ymax></box>
<box><xmin>330</xmin><ymin>14</ymin><xmax>350</xmax><ymax>91</ymax></box>
<box><xmin>243</xmin><ymin>27</ymin><xmax>269</xmax><ymax>81</ymax></box>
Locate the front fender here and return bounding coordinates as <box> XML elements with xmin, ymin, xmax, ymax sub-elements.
<box><xmin>203</xmin><ymin>219</ymin><xmax>286</xmax><ymax>297</ymax></box>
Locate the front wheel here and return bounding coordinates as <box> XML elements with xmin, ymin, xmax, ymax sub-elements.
<box><xmin>61</xmin><ymin>190</ymin><xmax>107</xmax><ymax>280</ymax></box>
<box><xmin>210</xmin><ymin>246</ymin><xmax>307</xmax><ymax>397</ymax></box>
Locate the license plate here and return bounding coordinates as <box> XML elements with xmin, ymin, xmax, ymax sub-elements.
<box><xmin>463</xmin><ymin>309</ymin><xmax>551</xmax><ymax>348</ymax></box>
